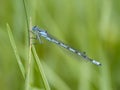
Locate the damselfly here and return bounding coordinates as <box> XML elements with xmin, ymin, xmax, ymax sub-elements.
<box><xmin>32</xmin><ymin>26</ymin><xmax>101</xmax><ymax>66</ymax></box>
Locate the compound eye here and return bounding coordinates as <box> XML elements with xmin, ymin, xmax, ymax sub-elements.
<box><xmin>32</xmin><ymin>26</ymin><xmax>39</xmax><ymax>31</ymax></box>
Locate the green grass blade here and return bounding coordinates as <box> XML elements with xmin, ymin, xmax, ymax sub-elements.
<box><xmin>32</xmin><ymin>46</ymin><xmax>50</xmax><ymax>90</ymax></box>
<box><xmin>22</xmin><ymin>0</ymin><xmax>30</xmax><ymax>47</ymax></box>
<box><xmin>25</xmin><ymin>44</ymin><xmax>32</xmax><ymax>90</ymax></box>
<box><xmin>7</xmin><ymin>23</ymin><xmax>25</xmax><ymax>78</ymax></box>
<box><xmin>22</xmin><ymin>0</ymin><xmax>32</xmax><ymax>89</ymax></box>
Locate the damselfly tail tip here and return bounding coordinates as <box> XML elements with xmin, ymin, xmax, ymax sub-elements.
<box><xmin>92</xmin><ymin>60</ymin><xmax>102</xmax><ymax>66</ymax></box>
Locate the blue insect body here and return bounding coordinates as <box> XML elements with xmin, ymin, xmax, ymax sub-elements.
<box><xmin>32</xmin><ymin>26</ymin><xmax>101</xmax><ymax>66</ymax></box>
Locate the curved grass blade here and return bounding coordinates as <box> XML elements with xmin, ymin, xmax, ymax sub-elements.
<box><xmin>7</xmin><ymin>23</ymin><xmax>25</xmax><ymax>78</ymax></box>
<box><xmin>32</xmin><ymin>46</ymin><xmax>50</xmax><ymax>90</ymax></box>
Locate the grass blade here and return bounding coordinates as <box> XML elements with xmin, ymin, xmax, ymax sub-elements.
<box><xmin>7</xmin><ymin>23</ymin><xmax>25</xmax><ymax>78</ymax></box>
<box><xmin>32</xmin><ymin>46</ymin><xmax>50</xmax><ymax>90</ymax></box>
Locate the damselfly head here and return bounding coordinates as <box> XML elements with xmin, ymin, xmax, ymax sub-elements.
<box><xmin>32</xmin><ymin>26</ymin><xmax>48</xmax><ymax>37</ymax></box>
<box><xmin>32</xmin><ymin>26</ymin><xmax>39</xmax><ymax>32</ymax></box>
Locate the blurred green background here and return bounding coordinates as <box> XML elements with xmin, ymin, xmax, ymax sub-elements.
<box><xmin>0</xmin><ymin>0</ymin><xmax>120</xmax><ymax>90</ymax></box>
